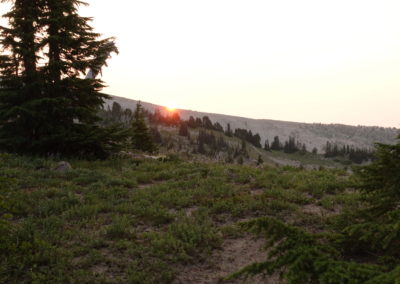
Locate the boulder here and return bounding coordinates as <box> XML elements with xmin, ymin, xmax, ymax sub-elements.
<box><xmin>53</xmin><ymin>161</ymin><xmax>72</xmax><ymax>172</ymax></box>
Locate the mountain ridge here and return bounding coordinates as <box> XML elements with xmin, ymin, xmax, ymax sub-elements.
<box><xmin>106</xmin><ymin>95</ymin><xmax>399</xmax><ymax>152</ymax></box>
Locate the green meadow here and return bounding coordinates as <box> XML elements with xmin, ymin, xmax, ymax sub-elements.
<box><xmin>0</xmin><ymin>153</ymin><xmax>364</xmax><ymax>283</ymax></box>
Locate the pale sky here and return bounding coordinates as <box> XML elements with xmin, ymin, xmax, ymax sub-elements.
<box><xmin>2</xmin><ymin>1</ymin><xmax>400</xmax><ymax>127</ymax></box>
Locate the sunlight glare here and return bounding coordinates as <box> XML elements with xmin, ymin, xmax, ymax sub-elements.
<box><xmin>165</xmin><ymin>103</ymin><xmax>177</xmax><ymax>112</ymax></box>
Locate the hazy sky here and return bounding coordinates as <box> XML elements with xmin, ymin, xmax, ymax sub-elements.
<box><xmin>2</xmin><ymin>1</ymin><xmax>400</xmax><ymax>127</ymax></box>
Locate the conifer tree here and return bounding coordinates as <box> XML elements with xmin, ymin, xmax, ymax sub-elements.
<box><xmin>0</xmin><ymin>0</ymin><xmax>42</xmax><ymax>152</ymax></box>
<box><xmin>213</xmin><ymin>122</ymin><xmax>223</xmax><ymax>132</ymax></box>
<box><xmin>264</xmin><ymin>139</ymin><xmax>270</xmax><ymax>151</ymax></box>
<box><xmin>202</xmin><ymin>116</ymin><xmax>213</xmax><ymax>129</ymax></box>
<box><xmin>131</xmin><ymin>102</ymin><xmax>155</xmax><ymax>152</ymax></box>
<box><xmin>270</xmin><ymin>136</ymin><xmax>282</xmax><ymax>151</ymax></box>
<box><xmin>178</xmin><ymin>122</ymin><xmax>189</xmax><ymax>137</ymax></box>
<box><xmin>225</xmin><ymin>123</ymin><xmax>233</xmax><ymax>137</ymax></box>
<box><xmin>187</xmin><ymin>116</ymin><xmax>196</xmax><ymax>128</ymax></box>
<box><xmin>195</xmin><ymin>117</ymin><xmax>202</xmax><ymax>128</ymax></box>
<box><xmin>231</xmin><ymin>136</ymin><xmax>400</xmax><ymax>283</ymax></box>
<box><xmin>0</xmin><ymin>0</ymin><xmax>124</xmax><ymax>157</ymax></box>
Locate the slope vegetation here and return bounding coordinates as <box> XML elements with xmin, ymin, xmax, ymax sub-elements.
<box><xmin>2</xmin><ymin>153</ymin><xmax>359</xmax><ymax>283</ymax></box>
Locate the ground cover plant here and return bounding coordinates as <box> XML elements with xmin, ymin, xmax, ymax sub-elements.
<box><xmin>230</xmin><ymin>137</ymin><xmax>400</xmax><ymax>284</ymax></box>
<box><xmin>0</xmin><ymin>149</ymin><xmax>394</xmax><ymax>283</ymax></box>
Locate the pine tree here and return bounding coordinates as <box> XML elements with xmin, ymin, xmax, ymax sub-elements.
<box><xmin>187</xmin><ymin>116</ymin><xmax>196</xmax><ymax>128</ymax></box>
<box><xmin>195</xmin><ymin>117</ymin><xmax>202</xmax><ymax>128</ymax></box>
<box><xmin>0</xmin><ymin>0</ymin><xmax>125</xmax><ymax>158</ymax></box>
<box><xmin>213</xmin><ymin>122</ymin><xmax>223</xmax><ymax>132</ymax></box>
<box><xmin>0</xmin><ymin>0</ymin><xmax>42</xmax><ymax>152</ymax></box>
<box><xmin>131</xmin><ymin>102</ymin><xmax>155</xmax><ymax>152</ymax></box>
<box><xmin>231</xmin><ymin>136</ymin><xmax>400</xmax><ymax>283</ymax></box>
<box><xmin>225</xmin><ymin>123</ymin><xmax>233</xmax><ymax>137</ymax></box>
<box><xmin>202</xmin><ymin>116</ymin><xmax>213</xmax><ymax>129</ymax></box>
<box><xmin>178</xmin><ymin>122</ymin><xmax>189</xmax><ymax>137</ymax></box>
<box><xmin>270</xmin><ymin>136</ymin><xmax>282</xmax><ymax>151</ymax></box>
<box><xmin>264</xmin><ymin>139</ymin><xmax>270</xmax><ymax>151</ymax></box>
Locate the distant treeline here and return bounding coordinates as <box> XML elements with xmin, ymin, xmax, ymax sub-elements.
<box><xmin>100</xmin><ymin>102</ymin><xmax>375</xmax><ymax>163</ymax></box>
<box><xmin>324</xmin><ymin>141</ymin><xmax>374</xmax><ymax>164</ymax></box>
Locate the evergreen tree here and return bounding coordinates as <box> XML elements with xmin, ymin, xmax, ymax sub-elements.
<box><xmin>169</xmin><ymin>111</ymin><xmax>180</xmax><ymax>126</ymax></box>
<box><xmin>122</xmin><ymin>108</ymin><xmax>133</xmax><ymax>125</ymax></box>
<box><xmin>225</xmin><ymin>123</ymin><xmax>233</xmax><ymax>137</ymax></box>
<box><xmin>264</xmin><ymin>139</ymin><xmax>270</xmax><ymax>151</ymax></box>
<box><xmin>283</xmin><ymin>136</ymin><xmax>298</xmax><ymax>154</ymax></box>
<box><xmin>187</xmin><ymin>116</ymin><xmax>196</xmax><ymax>128</ymax></box>
<box><xmin>131</xmin><ymin>102</ymin><xmax>155</xmax><ymax>152</ymax></box>
<box><xmin>251</xmin><ymin>133</ymin><xmax>262</xmax><ymax>148</ymax></box>
<box><xmin>213</xmin><ymin>122</ymin><xmax>223</xmax><ymax>132</ymax></box>
<box><xmin>0</xmin><ymin>0</ymin><xmax>42</xmax><ymax>152</ymax></box>
<box><xmin>195</xmin><ymin>117</ymin><xmax>202</xmax><ymax>128</ymax></box>
<box><xmin>111</xmin><ymin>102</ymin><xmax>123</xmax><ymax>124</ymax></box>
<box><xmin>231</xmin><ymin>136</ymin><xmax>400</xmax><ymax>283</ymax></box>
<box><xmin>202</xmin><ymin>116</ymin><xmax>213</xmax><ymax>129</ymax></box>
<box><xmin>178</xmin><ymin>122</ymin><xmax>189</xmax><ymax>137</ymax></box>
<box><xmin>270</xmin><ymin>136</ymin><xmax>282</xmax><ymax>151</ymax></box>
<box><xmin>0</xmin><ymin>0</ymin><xmax>124</xmax><ymax>158</ymax></box>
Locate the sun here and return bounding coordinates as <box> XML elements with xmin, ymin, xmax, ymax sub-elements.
<box><xmin>165</xmin><ymin>103</ymin><xmax>177</xmax><ymax>112</ymax></box>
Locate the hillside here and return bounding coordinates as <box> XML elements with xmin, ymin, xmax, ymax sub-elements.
<box><xmin>107</xmin><ymin>96</ymin><xmax>399</xmax><ymax>153</ymax></box>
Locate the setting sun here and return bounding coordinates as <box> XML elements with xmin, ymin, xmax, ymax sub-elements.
<box><xmin>165</xmin><ymin>103</ymin><xmax>177</xmax><ymax>112</ymax></box>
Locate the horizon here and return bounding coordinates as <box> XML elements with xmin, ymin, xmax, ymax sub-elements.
<box><xmin>112</xmin><ymin>94</ymin><xmax>400</xmax><ymax>129</ymax></box>
<box><xmin>1</xmin><ymin>1</ymin><xmax>400</xmax><ymax>128</ymax></box>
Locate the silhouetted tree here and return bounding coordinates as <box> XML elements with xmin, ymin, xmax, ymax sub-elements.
<box><xmin>283</xmin><ymin>136</ymin><xmax>298</xmax><ymax>154</ymax></box>
<box><xmin>179</xmin><ymin>122</ymin><xmax>190</xmax><ymax>137</ymax></box>
<box><xmin>131</xmin><ymin>102</ymin><xmax>155</xmax><ymax>152</ymax></box>
<box><xmin>225</xmin><ymin>123</ymin><xmax>233</xmax><ymax>137</ymax></box>
<box><xmin>187</xmin><ymin>116</ymin><xmax>197</xmax><ymax>128</ymax></box>
<box><xmin>202</xmin><ymin>116</ymin><xmax>213</xmax><ymax>129</ymax></box>
<box><xmin>195</xmin><ymin>117</ymin><xmax>203</xmax><ymax>128</ymax></box>
<box><xmin>213</xmin><ymin>122</ymin><xmax>224</xmax><ymax>132</ymax></box>
<box><xmin>111</xmin><ymin>102</ymin><xmax>123</xmax><ymax>123</ymax></box>
<box><xmin>271</xmin><ymin>136</ymin><xmax>282</xmax><ymax>151</ymax></box>
<box><xmin>0</xmin><ymin>0</ymin><xmax>124</xmax><ymax>158</ymax></box>
<box><xmin>264</xmin><ymin>140</ymin><xmax>271</xmax><ymax>151</ymax></box>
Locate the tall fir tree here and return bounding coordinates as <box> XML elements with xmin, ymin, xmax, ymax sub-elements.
<box><xmin>131</xmin><ymin>102</ymin><xmax>155</xmax><ymax>152</ymax></box>
<box><xmin>0</xmin><ymin>0</ymin><xmax>125</xmax><ymax>158</ymax></box>
<box><xmin>0</xmin><ymin>0</ymin><xmax>42</xmax><ymax>152</ymax></box>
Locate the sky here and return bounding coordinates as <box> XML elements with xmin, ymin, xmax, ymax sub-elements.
<box><xmin>1</xmin><ymin>1</ymin><xmax>400</xmax><ymax>128</ymax></box>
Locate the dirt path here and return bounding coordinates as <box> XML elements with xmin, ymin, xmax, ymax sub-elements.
<box><xmin>174</xmin><ymin>235</ymin><xmax>282</xmax><ymax>284</ymax></box>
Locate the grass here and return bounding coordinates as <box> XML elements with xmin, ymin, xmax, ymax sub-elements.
<box><xmin>0</xmin><ymin>153</ymin><xmax>360</xmax><ymax>283</ymax></box>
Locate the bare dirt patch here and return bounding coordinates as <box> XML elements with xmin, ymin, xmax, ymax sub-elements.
<box><xmin>302</xmin><ymin>203</ymin><xmax>342</xmax><ymax>217</ymax></box>
<box><xmin>249</xmin><ymin>188</ymin><xmax>265</xmax><ymax>196</ymax></box>
<box><xmin>302</xmin><ymin>204</ymin><xmax>324</xmax><ymax>216</ymax></box>
<box><xmin>174</xmin><ymin>235</ymin><xmax>282</xmax><ymax>284</ymax></box>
